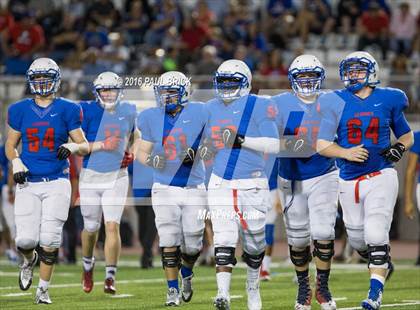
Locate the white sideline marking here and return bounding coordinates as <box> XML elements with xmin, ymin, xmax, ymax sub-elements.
<box><xmin>110</xmin><ymin>294</ymin><xmax>133</xmax><ymax>298</ymax></box>
<box><xmin>0</xmin><ymin>271</ymin><xmax>74</xmax><ymax>277</ymax></box>
<box><xmin>334</xmin><ymin>297</ymin><xmax>348</xmax><ymax>301</ymax></box>
<box><xmin>1</xmin><ymin>292</ymin><xmax>31</xmax><ymax>297</ymax></box>
<box><xmin>0</xmin><ymin>273</ymin><xmax>294</xmax><ymax>291</ymax></box>
<box><xmin>338</xmin><ymin>301</ymin><xmax>420</xmax><ymax>309</ymax></box>
<box><xmin>230</xmin><ymin>295</ymin><xmax>243</xmax><ymax>299</ymax></box>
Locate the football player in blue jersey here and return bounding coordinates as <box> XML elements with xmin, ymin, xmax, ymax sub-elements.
<box><xmin>136</xmin><ymin>71</ymin><xmax>207</xmax><ymax>306</ymax></box>
<box><xmin>79</xmin><ymin>71</ymin><xmax>137</xmax><ymax>295</ymax></box>
<box><xmin>200</xmin><ymin>59</ymin><xmax>279</xmax><ymax>310</ymax></box>
<box><xmin>317</xmin><ymin>51</ymin><xmax>414</xmax><ymax>310</ymax></box>
<box><xmin>404</xmin><ymin>131</ymin><xmax>420</xmax><ymax>265</ymax></box>
<box><xmin>272</xmin><ymin>55</ymin><xmax>338</xmax><ymax>310</ymax></box>
<box><xmin>5</xmin><ymin>57</ymin><xmax>89</xmax><ymax>304</ymax></box>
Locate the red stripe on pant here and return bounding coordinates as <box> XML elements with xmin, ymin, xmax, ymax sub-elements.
<box><xmin>232</xmin><ymin>189</ymin><xmax>248</xmax><ymax>230</ymax></box>
<box><xmin>354</xmin><ymin>171</ymin><xmax>382</xmax><ymax>203</ymax></box>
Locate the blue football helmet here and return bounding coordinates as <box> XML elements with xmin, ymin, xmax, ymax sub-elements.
<box><xmin>26</xmin><ymin>58</ymin><xmax>61</xmax><ymax>96</ymax></box>
<box><xmin>154</xmin><ymin>71</ymin><xmax>191</xmax><ymax>113</ymax></box>
<box><xmin>288</xmin><ymin>54</ymin><xmax>325</xmax><ymax>97</ymax></box>
<box><xmin>339</xmin><ymin>51</ymin><xmax>380</xmax><ymax>92</ymax></box>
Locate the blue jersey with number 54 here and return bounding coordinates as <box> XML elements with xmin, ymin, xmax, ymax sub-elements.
<box><xmin>7</xmin><ymin>97</ymin><xmax>82</xmax><ymax>179</ymax></box>
<box><xmin>318</xmin><ymin>87</ymin><xmax>411</xmax><ymax>180</ymax></box>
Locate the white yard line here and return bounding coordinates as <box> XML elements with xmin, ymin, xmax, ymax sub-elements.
<box><xmin>109</xmin><ymin>294</ymin><xmax>133</xmax><ymax>298</ymax></box>
<box><xmin>0</xmin><ymin>271</ymin><xmax>74</xmax><ymax>277</ymax></box>
<box><xmin>0</xmin><ymin>273</ymin><xmax>296</xmax><ymax>291</ymax></box>
<box><xmin>1</xmin><ymin>292</ymin><xmax>31</xmax><ymax>297</ymax></box>
<box><xmin>338</xmin><ymin>301</ymin><xmax>420</xmax><ymax>310</ymax></box>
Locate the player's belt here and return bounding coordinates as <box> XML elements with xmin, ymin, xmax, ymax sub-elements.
<box><xmin>26</xmin><ymin>176</ymin><xmax>60</xmax><ymax>183</ymax></box>
<box><xmin>354</xmin><ymin>171</ymin><xmax>382</xmax><ymax>203</ymax></box>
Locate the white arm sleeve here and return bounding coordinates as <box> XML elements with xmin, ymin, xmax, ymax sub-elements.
<box><xmin>241</xmin><ymin>137</ymin><xmax>280</xmax><ymax>154</ymax></box>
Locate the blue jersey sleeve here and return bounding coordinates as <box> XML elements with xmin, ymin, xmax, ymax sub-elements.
<box><xmin>7</xmin><ymin>103</ymin><xmax>23</xmax><ymax>132</ymax></box>
<box><xmin>138</xmin><ymin>110</ymin><xmax>153</xmax><ymax>142</ymax></box>
<box><xmin>410</xmin><ymin>131</ymin><xmax>420</xmax><ymax>155</ymax></box>
<box><xmin>254</xmin><ymin>97</ymin><xmax>279</xmax><ymax>139</ymax></box>
<box><xmin>390</xmin><ymin>89</ymin><xmax>411</xmax><ymax>138</ymax></box>
<box><xmin>66</xmin><ymin>102</ymin><xmax>83</xmax><ymax>132</ymax></box>
<box><xmin>318</xmin><ymin>92</ymin><xmax>343</xmax><ymax>142</ymax></box>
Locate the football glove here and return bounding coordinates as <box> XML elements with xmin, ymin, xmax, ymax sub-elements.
<box><xmin>380</xmin><ymin>142</ymin><xmax>406</xmax><ymax>162</ymax></box>
<box><xmin>198</xmin><ymin>140</ymin><xmax>216</xmax><ymax>161</ymax></box>
<box><xmin>222</xmin><ymin>127</ymin><xmax>244</xmax><ymax>148</ymax></box>
<box><xmin>121</xmin><ymin>151</ymin><xmax>134</xmax><ymax>168</ymax></box>
<box><xmin>12</xmin><ymin>158</ymin><xmax>28</xmax><ymax>184</ymax></box>
<box><xmin>146</xmin><ymin>153</ymin><xmax>166</xmax><ymax>169</ymax></box>
<box><xmin>178</xmin><ymin>147</ymin><xmax>195</xmax><ymax>165</ymax></box>
<box><xmin>57</xmin><ymin>143</ymin><xmax>80</xmax><ymax>160</ymax></box>
<box><xmin>103</xmin><ymin>136</ymin><xmax>120</xmax><ymax>151</ymax></box>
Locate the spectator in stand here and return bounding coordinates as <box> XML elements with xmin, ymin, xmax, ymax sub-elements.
<box><xmin>293</xmin><ymin>0</ymin><xmax>335</xmax><ymax>46</ymax></box>
<box><xmin>234</xmin><ymin>44</ymin><xmax>256</xmax><ymax>72</ymax></box>
<box><xmin>121</xmin><ymin>0</ymin><xmax>150</xmax><ymax>45</ymax></box>
<box><xmin>144</xmin><ymin>0</ymin><xmax>181</xmax><ymax>47</ymax></box>
<box><xmin>390</xmin><ymin>2</ymin><xmax>416</xmax><ymax>56</ymax></box>
<box><xmin>357</xmin><ymin>1</ymin><xmax>389</xmax><ymax>60</ymax></box>
<box><xmin>49</xmin><ymin>13</ymin><xmax>81</xmax><ymax>62</ymax></box>
<box><xmin>101</xmin><ymin>32</ymin><xmax>130</xmax><ymax>75</ymax></box>
<box><xmin>180</xmin><ymin>15</ymin><xmax>208</xmax><ymax>54</ymax></box>
<box><xmin>192</xmin><ymin>0</ymin><xmax>215</xmax><ymax>34</ymax></box>
<box><xmin>267</xmin><ymin>0</ymin><xmax>295</xmax><ymax>18</ymax></box>
<box><xmin>361</xmin><ymin>0</ymin><xmax>390</xmax><ymax>16</ymax></box>
<box><xmin>336</xmin><ymin>0</ymin><xmax>361</xmax><ymax>48</ymax></box>
<box><xmin>1</xmin><ymin>10</ymin><xmax>45</xmax><ymax>75</ymax></box>
<box><xmin>84</xmin><ymin>20</ymin><xmax>109</xmax><ymax>49</ymax></box>
<box><xmin>86</xmin><ymin>0</ymin><xmax>121</xmax><ymax>31</ymax></box>
<box><xmin>257</xmin><ymin>49</ymin><xmax>288</xmax><ymax>89</ymax></box>
<box><xmin>194</xmin><ymin>44</ymin><xmax>220</xmax><ymax>74</ymax></box>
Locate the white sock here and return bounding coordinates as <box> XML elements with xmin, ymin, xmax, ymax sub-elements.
<box><xmin>216</xmin><ymin>272</ymin><xmax>231</xmax><ymax>296</ymax></box>
<box><xmin>247</xmin><ymin>266</ymin><xmax>260</xmax><ymax>284</ymax></box>
<box><xmin>38</xmin><ymin>278</ymin><xmax>49</xmax><ymax>290</ymax></box>
<box><xmin>106</xmin><ymin>265</ymin><xmax>117</xmax><ymax>280</ymax></box>
<box><xmin>82</xmin><ymin>256</ymin><xmax>93</xmax><ymax>271</ymax></box>
<box><xmin>371</xmin><ymin>273</ymin><xmax>385</xmax><ymax>285</ymax></box>
<box><xmin>262</xmin><ymin>255</ymin><xmax>271</xmax><ymax>272</ymax></box>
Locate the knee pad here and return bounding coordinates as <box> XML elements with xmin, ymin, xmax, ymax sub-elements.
<box><xmin>181</xmin><ymin>252</ymin><xmax>200</xmax><ymax>266</ymax></box>
<box><xmin>39</xmin><ymin>247</ymin><xmax>59</xmax><ymax>265</ymax></box>
<box><xmin>16</xmin><ymin>238</ymin><xmax>38</xmax><ymax>251</ymax></box>
<box><xmin>313</xmin><ymin>240</ymin><xmax>334</xmax><ymax>262</ymax></box>
<box><xmin>265</xmin><ymin>224</ymin><xmax>275</xmax><ymax>246</ymax></box>
<box><xmin>215</xmin><ymin>247</ymin><xmax>237</xmax><ymax>267</ymax></box>
<box><xmin>289</xmin><ymin>245</ymin><xmax>312</xmax><ymax>267</ymax></box>
<box><xmin>83</xmin><ymin>217</ymin><xmax>101</xmax><ymax>233</ymax></box>
<box><xmin>242</xmin><ymin>251</ymin><xmax>265</xmax><ymax>269</ymax></box>
<box><xmin>161</xmin><ymin>247</ymin><xmax>181</xmax><ymax>269</ymax></box>
<box><xmin>367</xmin><ymin>244</ymin><xmax>390</xmax><ymax>269</ymax></box>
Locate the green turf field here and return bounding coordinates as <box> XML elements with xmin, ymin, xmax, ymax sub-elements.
<box><xmin>0</xmin><ymin>258</ymin><xmax>419</xmax><ymax>309</ymax></box>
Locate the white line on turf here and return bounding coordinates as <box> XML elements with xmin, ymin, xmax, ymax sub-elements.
<box><xmin>334</xmin><ymin>297</ymin><xmax>348</xmax><ymax>301</ymax></box>
<box><xmin>0</xmin><ymin>273</ymin><xmax>296</xmax><ymax>291</ymax></box>
<box><xmin>1</xmin><ymin>293</ymin><xmax>32</xmax><ymax>297</ymax></box>
<box><xmin>0</xmin><ymin>271</ymin><xmax>74</xmax><ymax>277</ymax></box>
<box><xmin>230</xmin><ymin>295</ymin><xmax>243</xmax><ymax>299</ymax></box>
<box><xmin>338</xmin><ymin>301</ymin><xmax>420</xmax><ymax>309</ymax></box>
<box><xmin>110</xmin><ymin>294</ymin><xmax>133</xmax><ymax>298</ymax></box>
